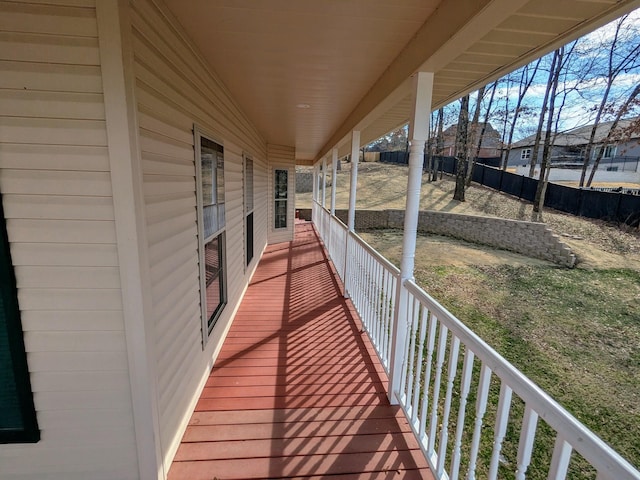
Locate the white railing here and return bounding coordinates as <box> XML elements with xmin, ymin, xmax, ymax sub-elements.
<box><xmin>327</xmin><ymin>215</ymin><xmax>347</xmax><ymax>284</ymax></box>
<box><xmin>315</xmin><ymin>205</ymin><xmax>398</xmax><ymax>372</ymax></box>
<box><xmin>310</xmin><ymin>201</ymin><xmax>640</xmax><ymax>480</ymax></box>
<box><xmin>398</xmin><ymin>280</ymin><xmax>640</xmax><ymax>480</ymax></box>
<box><xmin>343</xmin><ymin>227</ymin><xmax>399</xmax><ymax>373</ymax></box>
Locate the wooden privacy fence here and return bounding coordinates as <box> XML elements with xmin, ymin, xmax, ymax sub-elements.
<box><xmin>378</xmin><ymin>152</ymin><xmax>640</xmax><ymax>227</ymax></box>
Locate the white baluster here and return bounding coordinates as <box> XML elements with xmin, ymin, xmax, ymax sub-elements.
<box><xmin>515</xmin><ymin>405</ymin><xmax>539</xmax><ymax>480</ymax></box>
<box><xmin>381</xmin><ymin>268</ymin><xmax>390</xmax><ymax>361</ymax></box>
<box><xmin>466</xmin><ymin>364</ymin><xmax>492</xmax><ymax>480</ymax></box>
<box><xmin>419</xmin><ymin>312</ymin><xmax>438</xmax><ymax>440</ymax></box>
<box><xmin>450</xmin><ymin>349</ymin><xmax>475</xmax><ymax>480</ymax></box>
<box><xmin>547</xmin><ymin>435</ymin><xmax>572</xmax><ymax>480</ymax></box>
<box><xmin>488</xmin><ymin>383</ymin><xmax>513</xmax><ymax>480</ymax></box>
<box><xmin>399</xmin><ymin>292</ymin><xmax>416</xmax><ymax>400</ymax></box>
<box><xmin>436</xmin><ymin>335</ymin><xmax>461</xmax><ymax>478</ymax></box>
<box><xmin>370</xmin><ymin>259</ymin><xmax>376</xmax><ymax>326</ymax></box>
<box><xmin>373</xmin><ymin>261</ymin><xmax>382</xmax><ymax>347</ymax></box>
<box><xmin>363</xmin><ymin>254</ymin><xmax>371</xmax><ymax>328</ymax></box>
<box><xmin>405</xmin><ymin>297</ymin><xmax>420</xmax><ymax>409</ymax></box>
<box><xmin>380</xmin><ymin>270</ymin><xmax>390</xmax><ymax>365</ymax></box>
<box><xmin>428</xmin><ymin>324</ymin><xmax>448</xmax><ymax>456</ymax></box>
<box><xmin>388</xmin><ymin>275</ymin><xmax>397</xmax><ymax>368</ymax></box>
<box><xmin>357</xmin><ymin>244</ymin><xmax>363</xmax><ymax>309</ymax></box>
<box><xmin>411</xmin><ymin>304</ymin><xmax>429</xmax><ymax>427</ymax></box>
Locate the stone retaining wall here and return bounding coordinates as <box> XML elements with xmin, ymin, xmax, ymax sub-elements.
<box><xmin>295</xmin><ymin>172</ymin><xmax>314</xmax><ymax>193</ymax></box>
<box><xmin>298</xmin><ymin>208</ymin><xmax>575</xmax><ymax>267</ymax></box>
<box><xmin>296</xmin><ymin>172</ymin><xmax>333</xmax><ymax>193</ymax></box>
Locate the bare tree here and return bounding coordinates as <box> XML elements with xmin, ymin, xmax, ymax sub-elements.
<box><xmin>533</xmin><ymin>48</ymin><xmax>564</xmax><ymax>220</ymax></box>
<box><xmin>528</xmin><ymin>53</ymin><xmax>559</xmax><ymax>179</ymax></box>
<box><xmin>464</xmin><ymin>85</ymin><xmax>486</xmax><ymax>187</ymax></box>
<box><xmin>426</xmin><ymin>108</ymin><xmax>445</xmax><ymax>181</ymax></box>
<box><xmin>453</xmin><ymin>95</ymin><xmax>469</xmax><ymax>201</ymax></box>
<box><xmin>578</xmin><ymin>14</ymin><xmax>640</xmax><ymax>186</ymax></box>
<box><xmin>500</xmin><ymin>58</ymin><xmax>542</xmax><ymax>170</ymax></box>
<box><xmin>468</xmin><ymin>81</ymin><xmax>498</xmax><ymax>186</ymax></box>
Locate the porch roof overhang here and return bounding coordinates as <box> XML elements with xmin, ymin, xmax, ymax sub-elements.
<box><xmin>162</xmin><ymin>0</ymin><xmax>640</xmax><ymax>165</ymax></box>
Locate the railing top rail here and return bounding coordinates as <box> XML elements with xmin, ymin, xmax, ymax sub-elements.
<box><xmin>349</xmin><ymin>231</ymin><xmax>400</xmax><ymax>277</ymax></box>
<box><xmin>404</xmin><ymin>278</ymin><xmax>640</xmax><ymax>480</ymax></box>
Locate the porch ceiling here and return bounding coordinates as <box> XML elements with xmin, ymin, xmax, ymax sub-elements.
<box><xmin>162</xmin><ymin>0</ymin><xmax>640</xmax><ymax>164</ymax></box>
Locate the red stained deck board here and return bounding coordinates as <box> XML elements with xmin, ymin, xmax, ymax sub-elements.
<box><xmin>169</xmin><ymin>451</ymin><xmax>428</xmax><ymax>480</ymax></box>
<box><xmin>168</xmin><ymin>222</ymin><xmax>432</xmax><ymax>480</ymax></box>
<box><xmin>175</xmin><ymin>432</ymin><xmax>422</xmax><ymax>461</ymax></box>
<box><xmin>203</xmin><ymin>362</ymin><xmax>387</xmax><ymax>378</ymax></box>
<box><xmin>189</xmin><ymin>405</ymin><xmax>406</xmax><ymax>426</ymax></box>
<box><xmin>199</xmin><ymin>379</ymin><xmax>385</xmax><ymax>399</ymax></box>
<box><xmin>205</xmin><ymin>371</ymin><xmax>385</xmax><ymax>388</ymax></box>
<box><xmin>182</xmin><ymin>416</ymin><xmax>415</xmax><ymax>443</ymax></box>
<box><xmin>195</xmin><ymin>392</ymin><xmax>389</xmax><ymax>411</ymax></box>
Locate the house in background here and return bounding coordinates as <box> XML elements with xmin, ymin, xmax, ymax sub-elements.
<box><xmin>2</xmin><ymin>1</ymin><xmax>640</xmax><ymax>479</ymax></box>
<box><xmin>507</xmin><ymin>118</ymin><xmax>640</xmax><ymax>182</ymax></box>
<box><xmin>439</xmin><ymin>122</ymin><xmax>503</xmax><ymax>158</ymax></box>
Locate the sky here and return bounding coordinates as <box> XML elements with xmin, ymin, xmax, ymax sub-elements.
<box><xmin>443</xmin><ymin>7</ymin><xmax>640</xmax><ymax>143</ymax></box>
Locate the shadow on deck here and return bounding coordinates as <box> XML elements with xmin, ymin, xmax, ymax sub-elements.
<box><xmin>168</xmin><ymin>222</ymin><xmax>432</xmax><ymax>479</ymax></box>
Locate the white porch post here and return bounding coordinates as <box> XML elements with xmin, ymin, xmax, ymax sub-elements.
<box><xmin>388</xmin><ymin>71</ymin><xmax>434</xmax><ymax>404</ymax></box>
<box><xmin>321</xmin><ymin>157</ymin><xmax>327</xmax><ymax>209</ymax></box>
<box><xmin>312</xmin><ymin>162</ymin><xmax>319</xmax><ymax>224</ymax></box>
<box><xmin>312</xmin><ymin>164</ymin><xmax>317</xmax><ymax>203</ymax></box>
<box><xmin>347</xmin><ymin>131</ymin><xmax>360</xmax><ymax>231</ymax></box>
<box><xmin>330</xmin><ymin>148</ymin><xmax>338</xmax><ymax>215</ymax></box>
<box><xmin>343</xmin><ymin>130</ymin><xmax>360</xmax><ymax>297</ymax></box>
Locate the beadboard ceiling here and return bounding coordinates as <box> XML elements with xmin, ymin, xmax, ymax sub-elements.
<box><xmin>163</xmin><ymin>0</ymin><xmax>640</xmax><ymax>163</ymax></box>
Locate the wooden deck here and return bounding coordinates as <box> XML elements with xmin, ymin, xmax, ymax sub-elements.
<box><xmin>168</xmin><ymin>222</ymin><xmax>432</xmax><ymax>480</ymax></box>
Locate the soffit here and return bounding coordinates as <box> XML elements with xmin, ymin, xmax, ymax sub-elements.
<box><xmin>161</xmin><ymin>0</ymin><xmax>640</xmax><ymax>164</ymax></box>
<box><xmin>162</xmin><ymin>0</ymin><xmax>439</xmax><ymax>161</ymax></box>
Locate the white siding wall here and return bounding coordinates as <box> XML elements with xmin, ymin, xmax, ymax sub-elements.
<box><xmin>129</xmin><ymin>0</ymin><xmax>269</xmax><ymax>471</ymax></box>
<box><xmin>0</xmin><ymin>1</ymin><xmax>138</xmax><ymax>479</ymax></box>
<box><xmin>268</xmin><ymin>144</ymin><xmax>297</xmax><ymax>244</ymax></box>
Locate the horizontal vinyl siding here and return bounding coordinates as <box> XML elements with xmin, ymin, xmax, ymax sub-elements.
<box><xmin>129</xmin><ymin>0</ymin><xmax>268</xmax><ymax>472</ymax></box>
<box><xmin>0</xmin><ymin>1</ymin><xmax>137</xmax><ymax>480</ymax></box>
<box><xmin>268</xmin><ymin>144</ymin><xmax>297</xmax><ymax>244</ymax></box>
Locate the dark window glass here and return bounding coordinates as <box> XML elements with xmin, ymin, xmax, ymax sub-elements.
<box><xmin>245</xmin><ymin>157</ymin><xmax>254</xmax><ymax>266</ymax></box>
<box><xmin>274</xmin><ymin>169</ymin><xmax>288</xmax><ymax>229</ymax></box>
<box><xmin>246</xmin><ymin>212</ymin><xmax>254</xmax><ymax>266</ymax></box>
<box><xmin>204</xmin><ymin>233</ymin><xmax>225</xmax><ymax>332</ymax></box>
<box><xmin>0</xmin><ymin>197</ymin><xmax>39</xmax><ymax>443</ymax></box>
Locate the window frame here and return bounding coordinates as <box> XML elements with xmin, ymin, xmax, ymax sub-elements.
<box><xmin>194</xmin><ymin>127</ymin><xmax>227</xmax><ymax>345</ymax></box>
<box><xmin>0</xmin><ymin>195</ymin><xmax>39</xmax><ymax>444</ymax></box>
<box><xmin>274</xmin><ymin>168</ymin><xmax>289</xmax><ymax>230</ymax></box>
<box><xmin>521</xmin><ymin>148</ymin><xmax>532</xmax><ymax>160</ymax></box>
<box><xmin>243</xmin><ymin>154</ymin><xmax>254</xmax><ymax>268</ymax></box>
<box><xmin>594</xmin><ymin>144</ymin><xmax>616</xmax><ymax>159</ymax></box>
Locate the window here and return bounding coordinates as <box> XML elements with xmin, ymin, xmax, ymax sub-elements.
<box><xmin>274</xmin><ymin>169</ymin><xmax>288</xmax><ymax>229</ymax></box>
<box><xmin>244</xmin><ymin>156</ymin><xmax>254</xmax><ymax>267</ymax></box>
<box><xmin>196</xmin><ymin>131</ymin><xmax>227</xmax><ymax>340</ymax></box>
<box><xmin>594</xmin><ymin>145</ymin><xmax>616</xmax><ymax>159</ymax></box>
<box><xmin>521</xmin><ymin>148</ymin><xmax>532</xmax><ymax>160</ymax></box>
<box><xmin>0</xmin><ymin>199</ymin><xmax>39</xmax><ymax>443</ymax></box>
